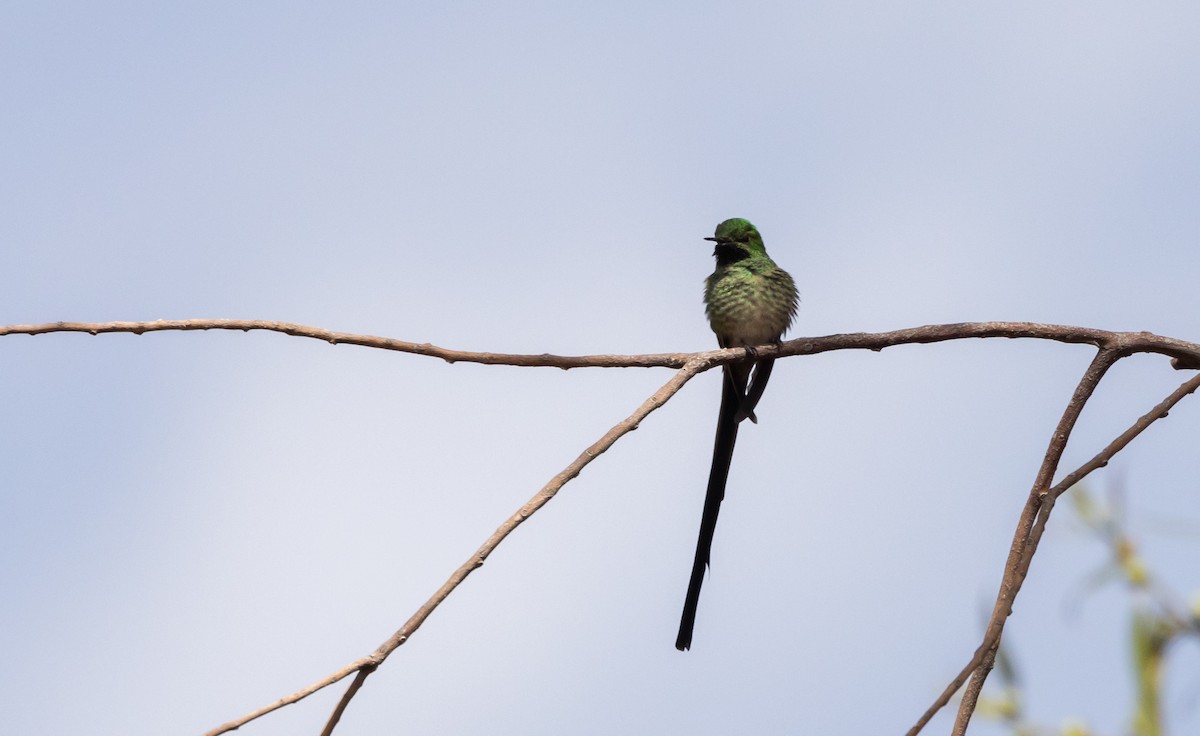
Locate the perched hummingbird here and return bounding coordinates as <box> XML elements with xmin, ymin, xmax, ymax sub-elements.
<box><xmin>676</xmin><ymin>218</ymin><xmax>799</xmax><ymax>651</ymax></box>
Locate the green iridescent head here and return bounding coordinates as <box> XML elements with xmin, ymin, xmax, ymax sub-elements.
<box><xmin>706</xmin><ymin>218</ymin><xmax>767</xmax><ymax>259</ymax></box>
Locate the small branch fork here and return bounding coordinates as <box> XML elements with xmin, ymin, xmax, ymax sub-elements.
<box><xmin>4</xmin><ymin>319</ymin><xmax>1199</xmax><ymax>735</ymax></box>
<box><xmin>199</xmin><ymin>355</ymin><xmax>708</xmax><ymax>736</ymax></box>
<box><xmin>909</xmin><ymin>358</ymin><xmax>1200</xmax><ymax>736</ymax></box>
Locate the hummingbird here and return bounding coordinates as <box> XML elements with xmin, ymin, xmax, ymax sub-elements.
<box><xmin>676</xmin><ymin>217</ymin><xmax>799</xmax><ymax>651</ymax></box>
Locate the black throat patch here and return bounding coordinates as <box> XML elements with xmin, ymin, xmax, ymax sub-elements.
<box><xmin>714</xmin><ymin>242</ymin><xmax>751</xmax><ymax>266</ymax></box>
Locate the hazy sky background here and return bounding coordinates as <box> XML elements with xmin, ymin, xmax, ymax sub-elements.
<box><xmin>2</xmin><ymin>3</ymin><xmax>1199</xmax><ymax>735</ymax></box>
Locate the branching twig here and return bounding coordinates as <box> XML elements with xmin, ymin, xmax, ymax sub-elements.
<box><xmin>952</xmin><ymin>348</ymin><xmax>1120</xmax><ymax>734</ymax></box>
<box><xmin>203</xmin><ymin>357</ymin><xmax>711</xmax><ymax>736</ymax></box>
<box><xmin>909</xmin><ymin>362</ymin><xmax>1200</xmax><ymax>735</ymax></box>
<box><xmin>319</xmin><ymin>668</ymin><xmax>371</xmax><ymax>736</ymax></box>
<box><xmin>1048</xmin><ymin>371</ymin><xmax>1200</xmax><ymax>500</ymax></box>
<box><xmin>6</xmin><ymin>319</ymin><xmax>1198</xmax><ymax>734</ymax></box>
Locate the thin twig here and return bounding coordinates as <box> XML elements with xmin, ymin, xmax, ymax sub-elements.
<box><xmin>0</xmin><ymin>319</ymin><xmax>687</xmax><ymax>368</ymax></box>
<box><xmin>954</xmin><ymin>348</ymin><xmax>1120</xmax><ymax>732</ymax></box>
<box><xmin>952</xmin><ymin>649</ymin><xmax>996</xmax><ymax>736</ymax></box>
<box><xmin>910</xmin><ymin>348</ymin><xmax>1122</xmax><ymax>736</ymax></box>
<box><xmin>202</xmin><ymin>658</ymin><xmax>378</xmax><ymax>736</ymax></box>
<box><xmin>910</xmin><ymin>361</ymin><xmax>1200</xmax><ymax>735</ymax></box>
<box><xmin>4</xmin><ymin>319</ymin><xmax>1199</xmax><ymax>370</ymax></box>
<box><xmin>204</xmin><ymin>357</ymin><xmax>711</xmax><ymax>735</ymax></box>
<box><xmin>1048</xmin><ymin>371</ymin><xmax>1200</xmax><ymax>500</ymax></box>
<box><xmin>319</xmin><ymin>668</ymin><xmax>373</xmax><ymax>736</ymax></box>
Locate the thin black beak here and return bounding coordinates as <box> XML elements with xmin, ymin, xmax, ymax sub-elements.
<box><xmin>703</xmin><ymin>236</ymin><xmax>718</xmax><ymax>242</ymax></box>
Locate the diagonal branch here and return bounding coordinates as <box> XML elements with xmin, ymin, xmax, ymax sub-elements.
<box><xmin>319</xmin><ymin>668</ymin><xmax>371</xmax><ymax>736</ymax></box>
<box><xmin>951</xmin><ymin>348</ymin><xmax>1120</xmax><ymax>735</ymax></box>
<box><xmin>907</xmin><ymin>361</ymin><xmax>1200</xmax><ymax>735</ymax></box>
<box><xmin>203</xmin><ymin>356</ymin><xmax>711</xmax><ymax>736</ymax></box>
<box><xmin>1046</xmin><ymin>371</ymin><xmax>1200</xmax><ymax>502</ymax></box>
<box><xmin>908</xmin><ymin>348</ymin><xmax>1120</xmax><ymax>735</ymax></box>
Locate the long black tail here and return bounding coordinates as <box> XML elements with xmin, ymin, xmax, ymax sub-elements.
<box><xmin>676</xmin><ymin>368</ymin><xmax>744</xmax><ymax>651</ymax></box>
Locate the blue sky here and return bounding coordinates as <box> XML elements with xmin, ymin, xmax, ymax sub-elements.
<box><xmin>2</xmin><ymin>3</ymin><xmax>1199</xmax><ymax>734</ymax></box>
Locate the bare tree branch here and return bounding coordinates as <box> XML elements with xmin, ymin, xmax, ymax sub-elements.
<box><xmin>204</xmin><ymin>357</ymin><xmax>710</xmax><ymax>735</ymax></box>
<box><xmin>0</xmin><ymin>318</ymin><xmax>686</xmax><ymax>368</ymax></box>
<box><xmin>909</xmin><ymin>362</ymin><xmax>1200</xmax><ymax>735</ymax></box>
<box><xmin>4</xmin><ymin>319</ymin><xmax>1199</xmax><ymax>369</ymax></box>
<box><xmin>952</xmin><ymin>648</ymin><xmax>996</xmax><ymax>736</ymax></box>
<box><xmin>7</xmin><ymin>318</ymin><xmax>1197</xmax><ymax>734</ymax></box>
<box><xmin>319</xmin><ymin>668</ymin><xmax>372</xmax><ymax>736</ymax></box>
<box><xmin>907</xmin><ymin>349</ymin><xmax>1120</xmax><ymax>734</ymax></box>
<box><xmin>202</xmin><ymin>657</ymin><xmax>377</xmax><ymax>736</ymax></box>
<box><xmin>967</xmin><ymin>349</ymin><xmax>1122</xmax><ymax>703</ymax></box>
<box><xmin>1048</xmin><ymin>371</ymin><xmax>1200</xmax><ymax>501</ymax></box>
